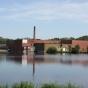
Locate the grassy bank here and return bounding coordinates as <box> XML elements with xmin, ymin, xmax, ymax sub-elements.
<box><xmin>0</xmin><ymin>82</ymin><xmax>84</xmax><ymax>88</ymax></box>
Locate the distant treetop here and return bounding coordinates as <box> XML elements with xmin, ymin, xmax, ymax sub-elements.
<box><xmin>0</xmin><ymin>35</ymin><xmax>88</xmax><ymax>44</ymax></box>
<box><xmin>50</xmin><ymin>35</ymin><xmax>88</xmax><ymax>40</ymax></box>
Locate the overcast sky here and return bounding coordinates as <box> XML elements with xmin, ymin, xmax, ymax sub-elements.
<box><xmin>0</xmin><ymin>0</ymin><xmax>88</xmax><ymax>39</ymax></box>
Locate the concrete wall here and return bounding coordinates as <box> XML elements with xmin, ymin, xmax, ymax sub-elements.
<box><xmin>61</xmin><ymin>44</ymin><xmax>72</xmax><ymax>52</ymax></box>
<box><xmin>44</xmin><ymin>43</ymin><xmax>61</xmax><ymax>52</ymax></box>
<box><xmin>44</xmin><ymin>43</ymin><xmax>72</xmax><ymax>52</ymax></box>
<box><xmin>0</xmin><ymin>44</ymin><xmax>6</xmax><ymax>49</ymax></box>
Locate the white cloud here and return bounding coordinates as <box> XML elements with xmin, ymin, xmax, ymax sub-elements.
<box><xmin>0</xmin><ymin>7</ymin><xmax>6</xmax><ymax>11</ymax></box>
<box><xmin>1</xmin><ymin>0</ymin><xmax>88</xmax><ymax>23</ymax></box>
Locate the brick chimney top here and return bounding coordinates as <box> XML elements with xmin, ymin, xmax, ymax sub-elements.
<box><xmin>33</xmin><ymin>26</ymin><xmax>36</xmax><ymax>40</ymax></box>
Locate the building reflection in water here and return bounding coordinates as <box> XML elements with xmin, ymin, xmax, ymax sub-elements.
<box><xmin>22</xmin><ymin>53</ymin><xmax>27</xmax><ymax>66</ymax></box>
<box><xmin>6</xmin><ymin>53</ymin><xmax>88</xmax><ymax>77</ymax></box>
<box><xmin>0</xmin><ymin>53</ymin><xmax>7</xmax><ymax>63</ymax></box>
<box><xmin>6</xmin><ymin>52</ymin><xmax>22</xmax><ymax>64</ymax></box>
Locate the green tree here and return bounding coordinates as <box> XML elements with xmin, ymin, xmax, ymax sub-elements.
<box><xmin>68</xmin><ymin>45</ymin><xmax>72</xmax><ymax>52</ymax></box>
<box><xmin>50</xmin><ymin>37</ymin><xmax>59</xmax><ymax>40</ymax></box>
<box><xmin>72</xmin><ymin>44</ymin><xmax>80</xmax><ymax>54</ymax></box>
<box><xmin>75</xmin><ymin>44</ymin><xmax>80</xmax><ymax>52</ymax></box>
<box><xmin>46</xmin><ymin>47</ymin><xmax>58</xmax><ymax>54</ymax></box>
<box><xmin>87</xmin><ymin>46</ymin><xmax>88</xmax><ymax>53</ymax></box>
<box><xmin>76</xmin><ymin>35</ymin><xmax>88</xmax><ymax>40</ymax></box>
<box><xmin>60</xmin><ymin>37</ymin><xmax>69</xmax><ymax>40</ymax></box>
<box><xmin>69</xmin><ymin>37</ymin><xmax>75</xmax><ymax>40</ymax></box>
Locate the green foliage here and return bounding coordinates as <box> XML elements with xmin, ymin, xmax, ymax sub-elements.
<box><xmin>0</xmin><ymin>84</ymin><xmax>2</xmax><ymax>88</ymax></box>
<box><xmin>3</xmin><ymin>84</ymin><xmax>8</xmax><ymax>88</ymax></box>
<box><xmin>51</xmin><ymin>38</ymin><xmax>60</xmax><ymax>40</ymax></box>
<box><xmin>72</xmin><ymin>44</ymin><xmax>80</xmax><ymax>54</ymax></box>
<box><xmin>46</xmin><ymin>47</ymin><xmax>58</xmax><ymax>54</ymax></box>
<box><xmin>40</xmin><ymin>83</ymin><xmax>59</xmax><ymax>88</ymax></box>
<box><xmin>0</xmin><ymin>82</ymin><xmax>84</xmax><ymax>88</ymax></box>
<box><xmin>75</xmin><ymin>44</ymin><xmax>80</xmax><ymax>51</ymax></box>
<box><xmin>50</xmin><ymin>37</ymin><xmax>75</xmax><ymax>40</ymax></box>
<box><xmin>69</xmin><ymin>37</ymin><xmax>75</xmax><ymax>40</ymax></box>
<box><xmin>60</xmin><ymin>49</ymin><xmax>62</xmax><ymax>53</ymax></box>
<box><xmin>68</xmin><ymin>45</ymin><xmax>72</xmax><ymax>53</ymax></box>
<box><xmin>76</xmin><ymin>35</ymin><xmax>88</xmax><ymax>40</ymax></box>
<box><xmin>0</xmin><ymin>36</ymin><xmax>13</xmax><ymax>44</ymax></box>
<box><xmin>12</xmin><ymin>82</ymin><xmax>34</xmax><ymax>88</ymax></box>
<box><xmin>61</xmin><ymin>37</ymin><xmax>72</xmax><ymax>40</ymax></box>
<box><xmin>0</xmin><ymin>84</ymin><xmax>8</xmax><ymax>88</ymax></box>
<box><xmin>87</xmin><ymin>46</ymin><xmax>88</xmax><ymax>54</ymax></box>
<box><xmin>65</xmin><ymin>82</ymin><xmax>82</xmax><ymax>88</ymax></box>
<box><xmin>50</xmin><ymin>35</ymin><xmax>88</xmax><ymax>40</ymax></box>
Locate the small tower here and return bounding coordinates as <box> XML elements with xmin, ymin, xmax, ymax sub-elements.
<box><xmin>33</xmin><ymin>26</ymin><xmax>36</xmax><ymax>40</ymax></box>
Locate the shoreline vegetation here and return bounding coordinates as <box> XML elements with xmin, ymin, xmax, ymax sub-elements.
<box><xmin>1</xmin><ymin>35</ymin><xmax>88</xmax><ymax>42</ymax></box>
<box><xmin>0</xmin><ymin>82</ymin><xmax>84</xmax><ymax>88</ymax></box>
<box><xmin>46</xmin><ymin>45</ymin><xmax>88</xmax><ymax>54</ymax></box>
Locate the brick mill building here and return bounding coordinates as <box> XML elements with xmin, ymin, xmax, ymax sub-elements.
<box><xmin>6</xmin><ymin>26</ymin><xmax>88</xmax><ymax>53</ymax></box>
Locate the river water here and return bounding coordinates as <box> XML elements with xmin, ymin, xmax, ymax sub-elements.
<box><xmin>0</xmin><ymin>52</ymin><xmax>88</xmax><ymax>87</ymax></box>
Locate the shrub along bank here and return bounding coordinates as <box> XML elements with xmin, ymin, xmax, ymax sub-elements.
<box><xmin>0</xmin><ymin>81</ymin><xmax>84</xmax><ymax>88</ymax></box>
<box><xmin>46</xmin><ymin>47</ymin><xmax>58</xmax><ymax>54</ymax></box>
<box><xmin>46</xmin><ymin>44</ymin><xmax>88</xmax><ymax>54</ymax></box>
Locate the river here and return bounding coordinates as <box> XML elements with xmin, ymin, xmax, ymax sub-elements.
<box><xmin>0</xmin><ymin>52</ymin><xmax>88</xmax><ymax>87</ymax></box>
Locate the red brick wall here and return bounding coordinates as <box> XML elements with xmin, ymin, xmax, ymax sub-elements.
<box><xmin>28</xmin><ymin>40</ymin><xmax>60</xmax><ymax>43</ymax></box>
<box><xmin>72</xmin><ymin>40</ymin><xmax>88</xmax><ymax>51</ymax></box>
<box><xmin>27</xmin><ymin>40</ymin><xmax>61</xmax><ymax>46</ymax></box>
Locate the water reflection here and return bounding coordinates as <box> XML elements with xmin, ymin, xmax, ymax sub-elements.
<box><xmin>6</xmin><ymin>52</ymin><xmax>88</xmax><ymax>66</ymax></box>
<box><xmin>0</xmin><ymin>53</ymin><xmax>6</xmax><ymax>63</ymax></box>
<box><xmin>0</xmin><ymin>53</ymin><xmax>88</xmax><ymax>87</ymax></box>
<box><xmin>6</xmin><ymin>53</ymin><xmax>88</xmax><ymax>76</ymax></box>
<box><xmin>6</xmin><ymin>53</ymin><xmax>22</xmax><ymax>64</ymax></box>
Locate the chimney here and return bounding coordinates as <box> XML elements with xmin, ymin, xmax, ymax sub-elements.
<box><xmin>33</xmin><ymin>26</ymin><xmax>36</xmax><ymax>40</ymax></box>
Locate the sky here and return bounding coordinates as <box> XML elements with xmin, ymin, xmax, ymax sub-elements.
<box><xmin>0</xmin><ymin>0</ymin><xmax>88</xmax><ymax>39</ymax></box>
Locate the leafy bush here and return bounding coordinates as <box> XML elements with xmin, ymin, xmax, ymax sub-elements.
<box><xmin>68</xmin><ymin>45</ymin><xmax>72</xmax><ymax>53</ymax></box>
<box><xmin>0</xmin><ymin>83</ymin><xmax>8</xmax><ymax>88</ymax></box>
<box><xmin>46</xmin><ymin>47</ymin><xmax>58</xmax><ymax>54</ymax></box>
<box><xmin>87</xmin><ymin>46</ymin><xmax>88</xmax><ymax>54</ymax></box>
<box><xmin>12</xmin><ymin>81</ymin><xmax>34</xmax><ymax>88</ymax></box>
<box><xmin>71</xmin><ymin>44</ymin><xmax>80</xmax><ymax>54</ymax></box>
<box><xmin>40</xmin><ymin>83</ymin><xmax>59</xmax><ymax>88</ymax></box>
<box><xmin>0</xmin><ymin>82</ymin><xmax>84</xmax><ymax>88</ymax></box>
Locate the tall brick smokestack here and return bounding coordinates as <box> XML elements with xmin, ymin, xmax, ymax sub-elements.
<box><xmin>33</xmin><ymin>26</ymin><xmax>36</xmax><ymax>40</ymax></box>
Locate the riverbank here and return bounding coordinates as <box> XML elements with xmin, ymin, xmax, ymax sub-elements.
<box><xmin>0</xmin><ymin>82</ymin><xmax>84</xmax><ymax>88</ymax></box>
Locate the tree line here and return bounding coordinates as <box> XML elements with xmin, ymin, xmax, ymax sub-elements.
<box><xmin>1</xmin><ymin>35</ymin><xmax>88</xmax><ymax>44</ymax></box>
<box><xmin>0</xmin><ymin>36</ymin><xmax>42</xmax><ymax>44</ymax></box>
<box><xmin>0</xmin><ymin>37</ymin><xmax>12</xmax><ymax>44</ymax></box>
<box><xmin>50</xmin><ymin>35</ymin><xmax>88</xmax><ymax>40</ymax></box>
<box><xmin>0</xmin><ymin>37</ymin><xmax>31</xmax><ymax>44</ymax></box>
